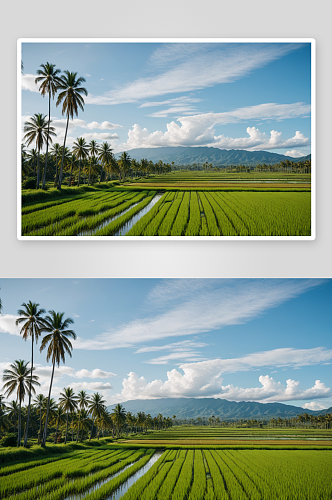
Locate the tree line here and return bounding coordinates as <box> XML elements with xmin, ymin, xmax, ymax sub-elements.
<box><xmin>0</xmin><ymin>300</ymin><xmax>173</xmax><ymax>448</ymax></box>
<box><xmin>21</xmin><ymin>61</ymin><xmax>172</xmax><ymax>190</ymax></box>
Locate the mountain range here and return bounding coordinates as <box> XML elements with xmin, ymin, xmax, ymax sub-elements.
<box><xmin>108</xmin><ymin>398</ymin><xmax>330</xmax><ymax>420</ymax></box>
<box><xmin>114</xmin><ymin>147</ymin><xmax>311</xmax><ymax>167</ymax></box>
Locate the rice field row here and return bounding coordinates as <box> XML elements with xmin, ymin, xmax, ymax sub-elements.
<box><xmin>120</xmin><ymin>449</ymin><xmax>332</xmax><ymax>500</ymax></box>
<box><xmin>0</xmin><ymin>448</ymin><xmax>155</xmax><ymax>500</ymax></box>
<box><xmin>127</xmin><ymin>191</ymin><xmax>311</xmax><ymax>236</ymax></box>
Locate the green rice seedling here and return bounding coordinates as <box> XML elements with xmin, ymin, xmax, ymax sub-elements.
<box><xmin>203</xmin><ymin>451</ymin><xmax>228</xmax><ymax>500</ymax></box>
<box><xmin>170</xmin><ymin>450</ymin><xmax>194</xmax><ymax>500</ymax></box>
<box><xmin>120</xmin><ymin>451</ymin><xmax>166</xmax><ymax>500</ymax></box>
<box><xmin>157</xmin><ymin>193</ymin><xmax>183</xmax><ymax>235</ymax></box>
<box><xmin>82</xmin><ymin>449</ymin><xmax>156</xmax><ymax>500</ymax></box>
<box><xmin>198</xmin><ymin>193</ymin><xmax>220</xmax><ymax>236</ymax></box>
<box><xmin>125</xmin><ymin>193</ymin><xmax>168</xmax><ymax>235</ymax></box>
<box><xmin>94</xmin><ymin>192</ymin><xmax>156</xmax><ymax>236</ymax></box>
<box><xmin>185</xmin><ymin>191</ymin><xmax>201</xmax><ymax>236</ymax></box>
<box><xmin>188</xmin><ymin>450</ymin><xmax>206</xmax><ymax>500</ymax></box>
<box><xmin>156</xmin><ymin>457</ymin><xmax>185</xmax><ymax>500</ymax></box>
<box><xmin>169</xmin><ymin>192</ymin><xmax>190</xmax><ymax>236</ymax></box>
<box><xmin>140</xmin><ymin>461</ymin><xmax>173</xmax><ymax>500</ymax></box>
<box><xmin>143</xmin><ymin>194</ymin><xmax>174</xmax><ymax>236</ymax></box>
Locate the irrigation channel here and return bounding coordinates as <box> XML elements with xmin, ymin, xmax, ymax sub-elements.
<box><xmin>77</xmin><ymin>193</ymin><xmax>163</xmax><ymax>237</ymax></box>
<box><xmin>63</xmin><ymin>450</ymin><xmax>164</xmax><ymax>500</ymax></box>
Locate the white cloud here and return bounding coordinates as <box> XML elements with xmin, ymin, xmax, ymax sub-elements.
<box><xmin>285</xmin><ymin>150</ymin><xmax>308</xmax><ymax>158</ymax></box>
<box><xmin>135</xmin><ymin>339</ymin><xmax>209</xmax><ymax>365</ymax></box>
<box><xmin>85</xmin><ymin>121</ymin><xmax>122</xmax><ymax>130</ymax></box>
<box><xmin>79</xmin><ymin>132</ymin><xmax>119</xmax><ymax>143</ymax></box>
<box><xmin>72</xmin><ymin>313</ymin><xmax>80</xmax><ymax>318</ymax></box>
<box><xmin>85</xmin><ymin>43</ymin><xmax>301</xmax><ymax>105</ymax></box>
<box><xmin>139</xmin><ymin>96</ymin><xmax>202</xmax><ymax>109</ymax></box>
<box><xmin>135</xmin><ymin>340</ymin><xmax>208</xmax><ymax>354</ymax></box>
<box><xmin>115</xmin><ymin>370</ymin><xmax>331</xmax><ymax>403</ymax></box>
<box><xmin>74</xmin><ymin>368</ymin><xmax>116</xmax><ymax>378</ymax></box>
<box><xmin>69</xmin><ymin>381</ymin><xmax>113</xmax><ymax>391</ymax></box>
<box><xmin>21</xmin><ymin>74</ymin><xmax>40</xmax><ymax>93</ymax></box>
<box><xmin>0</xmin><ymin>315</ymin><xmax>21</xmax><ymax>337</ymax></box>
<box><xmin>302</xmin><ymin>401</ymin><xmax>327</xmax><ymax>411</ymax></box>
<box><xmin>117</xmin><ymin>102</ymin><xmax>310</xmax><ymax>151</ymax></box>
<box><xmin>74</xmin><ymin>279</ymin><xmax>323</xmax><ymax>350</ymax></box>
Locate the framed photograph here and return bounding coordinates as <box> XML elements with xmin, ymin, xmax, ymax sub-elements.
<box><xmin>18</xmin><ymin>38</ymin><xmax>315</xmax><ymax>240</ymax></box>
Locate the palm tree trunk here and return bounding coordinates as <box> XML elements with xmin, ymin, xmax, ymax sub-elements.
<box><xmin>65</xmin><ymin>411</ymin><xmax>69</xmax><ymax>444</ymax></box>
<box><xmin>36</xmin><ymin>150</ymin><xmax>40</xmax><ymax>189</ymax></box>
<box><xmin>77</xmin><ymin>158</ymin><xmax>81</xmax><ymax>187</ymax></box>
<box><xmin>41</xmin><ymin>360</ymin><xmax>55</xmax><ymax>447</ymax></box>
<box><xmin>57</xmin><ymin>114</ymin><xmax>70</xmax><ymax>189</ymax></box>
<box><xmin>54</xmin><ymin>151</ymin><xmax>58</xmax><ymax>187</ymax></box>
<box><xmin>99</xmin><ymin>164</ymin><xmax>104</xmax><ymax>184</ymax></box>
<box><xmin>18</xmin><ymin>401</ymin><xmax>21</xmax><ymax>447</ymax></box>
<box><xmin>76</xmin><ymin>414</ymin><xmax>81</xmax><ymax>443</ymax></box>
<box><xmin>42</xmin><ymin>92</ymin><xmax>51</xmax><ymax>190</ymax></box>
<box><xmin>38</xmin><ymin>407</ymin><xmax>42</xmax><ymax>444</ymax></box>
<box><xmin>54</xmin><ymin>419</ymin><xmax>59</xmax><ymax>444</ymax></box>
<box><xmin>23</xmin><ymin>339</ymin><xmax>34</xmax><ymax>447</ymax></box>
<box><xmin>88</xmin><ymin>160</ymin><xmax>91</xmax><ymax>185</ymax></box>
<box><xmin>89</xmin><ymin>417</ymin><xmax>95</xmax><ymax>441</ymax></box>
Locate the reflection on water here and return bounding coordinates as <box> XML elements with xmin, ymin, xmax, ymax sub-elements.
<box><xmin>113</xmin><ymin>193</ymin><xmax>164</xmax><ymax>236</ymax></box>
<box><xmin>77</xmin><ymin>202</ymin><xmax>140</xmax><ymax>236</ymax></box>
<box><xmin>107</xmin><ymin>450</ymin><xmax>164</xmax><ymax>500</ymax></box>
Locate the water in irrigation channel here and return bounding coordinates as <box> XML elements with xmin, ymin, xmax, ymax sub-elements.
<box><xmin>76</xmin><ymin>202</ymin><xmax>141</xmax><ymax>236</ymax></box>
<box><xmin>62</xmin><ymin>450</ymin><xmax>164</xmax><ymax>500</ymax></box>
<box><xmin>113</xmin><ymin>193</ymin><xmax>164</xmax><ymax>236</ymax></box>
<box><xmin>106</xmin><ymin>450</ymin><xmax>164</xmax><ymax>500</ymax></box>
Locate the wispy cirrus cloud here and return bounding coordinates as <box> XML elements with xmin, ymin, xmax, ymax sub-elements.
<box><xmin>85</xmin><ymin>43</ymin><xmax>302</xmax><ymax>105</ymax></box>
<box><xmin>73</xmin><ymin>279</ymin><xmax>323</xmax><ymax>350</ymax></box>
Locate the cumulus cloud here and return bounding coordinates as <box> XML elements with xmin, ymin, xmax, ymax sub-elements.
<box><xmin>69</xmin><ymin>382</ymin><xmax>113</xmax><ymax>391</ymax></box>
<box><xmin>74</xmin><ymin>368</ymin><xmax>116</xmax><ymax>378</ymax></box>
<box><xmin>21</xmin><ymin>74</ymin><xmax>40</xmax><ymax>93</ymax></box>
<box><xmin>285</xmin><ymin>150</ymin><xmax>308</xmax><ymax>158</ymax></box>
<box><xmin>115</xmin><ymin>370</ymin><xmax>330</xmax><ymax>403</ymax></box>
<box><xmin>118</xmin><ymin>102</ymin><xmax>310</xmax><ymax>151</ymax></box>
<box><xmin>302</xmin><ymin>401</ymin><xmax>327</xmax><ymax>411</ymax></box>
<box><xmin>85</xmin><ymin>43</ymin><xmax>302</xmax><ymax>105</ymax></box>
<box><xmin>74</xmin><ymin>279</ymin><xmax>323</xmax><ymax>350</ymax></box>
<box><xmin>0</xmin><ymin>314</ymin><xmax>21</xmax><ymax>337</ymax></box>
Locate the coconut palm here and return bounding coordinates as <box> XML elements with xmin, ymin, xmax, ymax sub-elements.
<box><xmin>97</xmin><ymin>409</ymin><xmax>112</xmax><ymax>438</ymax></box>
<box><xmin>52</xmin><ymin>405</ymin><xmax>66</xmax><ymax>444</ymax></box>
<box><xmin>118</xmin><ymin>152</ymin><xmax>131</xmax><ymax>182</ymax></box>
<box><xmin>2</xmin><ymin>360</ymin><xmax>40</xmax><ymax>446</ymax></box>
<box><xmin>56</xmin><ymin>71</ymin><xmax>88</xmax><ymax>189</ymax></box>
<box><xmin>23</xmin><ymin>114</ymin><xmax>56</xmax><ymax>189</ymax></box>
<box><xmin>7</xmin><ymin>400</ymin><xmax>19</xmax><ymax>433</ymax></box>
<box><xmin>76</xmin><ymin>390</ymin><xmax>90</xmax><ymax>442</ymax></box>
<box><xmin>39</xmin><ymin>311</ymin><xmax>76</xmax><ymax>447</ymax></box>
<box><xmin>35</xmin><ymin>63</ymin><xmax>62</xmax><ymax>189</ymax></box>
<box><xmin>98</xmin><ymin>142</ymin><xmax>113</xmax><ymax>184</ymax></box>
<box><xmin>72</xmin><ymin>138</ymin><xmax>89</xmax><ymax>187</ymax></box>
<box><xmin>15</xmin><ymin>302</ymin><xmax>46</xmax><ymax>447</ymax></box>
<box><xmin>51</xmin><ymin>143</ymin><xmax>61</xmax><ymax>187</ymax></box>
<box><xmin>111</xmin><ymin>403</ymin><xmax>127</xmax><ymax>439</ymax></box>
<box><xmin>87</xmin><ymin>140</ymin><xmax>99</xmax><ymax>185</ymax></box>
<box><xmin>59</xmin><ymin>387</ymin><xmax>77</xmax><ymax>444</ymax></box>
<box><xmin>33</xmin><ymin>393</ymin><xmax>47</xmax><ymax>444</ymax></box>
<box><xmin>88</xmin><ymin>392</ymin><xmax>106</xmax><ymax>441</ymax></box>
<box><xmin>67</xmin><ymin>154</ymin><xmax>78</xmax><ymax>186</ymax></box>
<box><xmin>77</xmin><ymin>409</ymin><xmax>90</xmax><ymax>441</ymax></box>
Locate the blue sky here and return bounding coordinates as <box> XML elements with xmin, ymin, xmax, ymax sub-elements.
<box><xmin>0</xmin><ymin>279</ymin><xmax>330</xmax><ymax>411</ymax></box>
<box><xmin>21</xmin><ymin>41</ymin><xmax>312</xmax><ymax>158</ymax></box>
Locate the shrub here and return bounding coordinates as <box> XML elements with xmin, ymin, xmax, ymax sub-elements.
<box><xmin>0</xmin><ymin>433</ymin><xmax>17</xmax><ymax>447</ymax></box>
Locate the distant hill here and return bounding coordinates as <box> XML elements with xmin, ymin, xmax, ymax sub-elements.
<box><xmin>114</xmin><ymin>147</ymin><xmax>311</xmax><ymax>167</ymax></box>
<box><xmin>108</xmin><ymin>398</ymin><xmax>329</xmax><ymax>420</ymax></box>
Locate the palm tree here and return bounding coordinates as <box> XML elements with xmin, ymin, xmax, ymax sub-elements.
<box><xmin>35</xmin><ymin>63</ymin><xmax>62</xmax><ymax>189</ymax></box>
<box><xmin>33</xmin><ymin>393</ymin><xmax>46</xmax><ymax>444</ymax></box>
<box><xmin>15</xmin><ymin>302</ymin><xmax>46</xmax><ymax>447</ymax></box>
<box><xmin>2</xmin><ymin>360</ymin><xmax>40</xmax><ymax>447</ymax></box>
<box><xmin>88</xmin><ymin>392</ymin><xmax>106</xmax><ymax>441</ymax></box>
<box><xmin>72</xmin><ymin>138</ymin><xmax>89</xmax><ymax>187</ymax></box>
<box><xmin>77</xmin><ymin>409</ymin><xmax>90</xmax><ymax>441</ymax></box>
<box><xmin>39</xmin><ymin>311</ymin><xmax>76</xmax><ymax>447</ymax></box>
<box><xmin>67</xmin><ymin>154</ymin><xmax>78</xmax><ymax>186</ymax></box>
<box><xmin>59</xmin><ymin>387</ymin><xmax>78</xmax><ymax>443</ymax></box>
<box><xmin>111</xmin><ymin>404</ymin><xmax>127</xmax><ymax>439</ymax></box>
<box><xmin>56</xmin><ymin>71</ymin><xmax>88</xmax><ymax>189</ymax></box>
<box><xmin>76</xmin><ymin>390</ymin><xmax>90</xmax><ymax>442</ymax></box>
<box><xmin>88</xmin><ymin>140</ymin><xmax>99</xmax><ymax>185</ymax></box>
<box><xmin>98</xmin><ymin>142</ymin><xmax>114</xmax><ymax>184</ymax></box>
<box><xmin>52</xmin><ymin>405</ymin><xmax>66</xmax><ymax>444</ymax></box>
<box><xmin>51</xmin><ymin>143</ymin><xmax>61</xmax><ymax>187</ymax></box>
<box><xmin>7</xmin><ymin>400</ymin><xmax>19</xmax><ymax>433</ymax></box>
<box><xmin>23</xmin><ymin>114</ymin><xmax>56</xmax><ymax>189</ymax></box>
<box><xmin>119</xmin><ymin>152</ymin><xmax>131</xmax><ymax>182</ymax></box>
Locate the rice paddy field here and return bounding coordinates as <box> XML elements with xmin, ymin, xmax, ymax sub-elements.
<box><xmin>1</xmin><ymin>433</ymin><xmax>331</xmax><ymax>500</ymax></box>
<box><xmin>20</xmin><ymin>172</ymin><xmax>312</xmax><ymax>237</ymax></box>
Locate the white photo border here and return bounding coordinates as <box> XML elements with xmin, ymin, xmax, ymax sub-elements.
<box><xmin>17</xmin><ymin>37</ymin><xmax>316</xmax><ymax>241</ymax></box>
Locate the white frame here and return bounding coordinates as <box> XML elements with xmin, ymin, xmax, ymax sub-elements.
<box><xmin>17</xmin><ymin>38</ymin><xmax>316</xmax><ymax>241</ymax></box>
